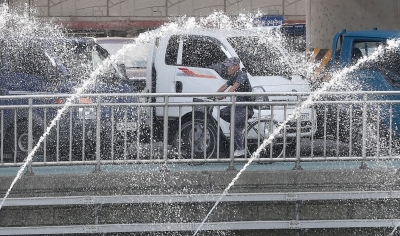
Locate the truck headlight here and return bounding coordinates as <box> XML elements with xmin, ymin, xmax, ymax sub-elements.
<box><xmin>77</xmin><ymin>97</ymin><xmax>96</xmax><ymax>120</ymax></box>
<box><xmin>246</xmin><ymin>119</ymin><xmax>277</xmax><ymax>140</ymax></box>
<box><xmin>252</xmin><ymin>86</ymin><xmax>270</xmax><ymax>110</ymax></box>
<box><xmin>78</xmin><ymin>107</ymin><xmax>96</xmax><ymax>120</ymax></box>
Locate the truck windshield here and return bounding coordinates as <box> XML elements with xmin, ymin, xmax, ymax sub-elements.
<box><xmin>99</xmin><ymin>41</ymin><xmax>149</xmax><ymax>68</ymax></box>
<box><xmin>227</xmin><ymin>36</ymin><xmax>292</xmax><ymax>76</ymax></box>
<box><xmin>354</xmin><ymin>40</ymin><xmax>400</xmax><ymax>87</ymax></box>
<box><xmin>373</xmin><ymin>48</ymin><xmax>400</xmax><ymax>87</ymax></box>
<box><xmin>53</xmin><ymin>43</ymin><xmax>97</xmax><ymax>81</ymax></box>
<box><xmin>52</xmin><ymin>42</ymin><xmax>125</xmax><ymax>82</ymax></box>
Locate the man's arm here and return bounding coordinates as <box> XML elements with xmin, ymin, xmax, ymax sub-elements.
<box><xmin>216</xmin><ymin>82</ymin><xmax>240</xmax><ymax>100</ymax></box>
<box><xmin>216</xmin><ymin>83</ymin><xmax>229</xmax><ymax>100</ymax></box>
<box><xmin>217</xmin><ymin>83</ymin><xmax>229</xmax><ymax>92</ymax></box>
<box><xmin>227</xmin><ymin>82</ymin><xmax>240</xmax><ymax>92</ymax></box>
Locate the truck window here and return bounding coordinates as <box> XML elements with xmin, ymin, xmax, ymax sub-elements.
<box><xmin>355</xmin><ymin>39</ymin><xmax>400</xmax><ymax>87</ymax></box>
<box><xmin>227</xmin><ymin>36</ymin><xmax>292</xmax><ymax>77</ymax></box>
<box><xmin>353</xmin><ymin>41</ymin><xmax>384</xmax><ymax>58</ymax></box>
<box><xmin>181</xmin><ymin>35</ymin><xmax>226</xmax><ymax>68</ymax></box>
<box><xmin>368</xmin><ymin>48</ymin><xmax>400</xmax><ymax>87</ymax></box>
<box><xmin>165</xmin><ymin>35</ymin><xmax>179</xmax><ymax>65</ymax></box>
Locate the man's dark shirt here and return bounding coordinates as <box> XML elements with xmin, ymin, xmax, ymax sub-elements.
<box><xmin>226</xmin><ymin>70</ymin><xmax>253</xmax><ymax>102</ymax></box>
<box><xmin>209</xmin><ymin>62</ymin><xmax>253</xmax><ymax>102</ymax></box>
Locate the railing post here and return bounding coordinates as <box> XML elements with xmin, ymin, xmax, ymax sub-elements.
<box><xmin>293</xmin><ymin>95</ymin><xmax>303</xmax><ymax>170</ymax></box>
<box><xmin>0</xmin><ymin>111</ymin><xmax>3</xmax><ymax>164</ymax></box>
<box><xmin>161</xmin><ymin>95</ymin><xmax>170</xmax><ymax>172</ymax></box>
<box><xmin>295</xmin><ymin>200</ymin><xmax>302</xmax><ymax>236</ymax></box>
<box><xmin>94</xmin><ymin>96</ymin><xmax>101</xmax><ymax>173</ymax></box>
<box><xmin>227</xmin><ymin>95</ymin><xmax>236</xmax><ymax>171</ymax></box>
<box><xmin>25</xmin><ymin>98</ymin><xmax>34</xmax><ymax>176</ymax></box>
<box><xmin>360</xmin><ymin>94</ymin><xmax>368</xmax><ymax>169</ymax></box>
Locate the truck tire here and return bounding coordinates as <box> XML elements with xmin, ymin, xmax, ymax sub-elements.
<box><xmin>243</xmin><ymin>119</ymin><xmax>284</xmax><ymax>162</ymax></box>
<box><xmin>172</xmin><ymin>118</ymin><xmax>218</xmax><ymax>160</ymax></box>
<box><xmin>6</xmin><ymin>121</ymin><xmax>42</xmax><ymax>162</ymax></box>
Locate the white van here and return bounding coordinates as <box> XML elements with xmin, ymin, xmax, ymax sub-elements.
<box><xmin>144</xmin><ymin>28</ymin><xmax>316</xmax><ymax>158</ymax></box>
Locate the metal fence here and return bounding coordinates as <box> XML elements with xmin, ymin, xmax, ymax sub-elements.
<box><xmin>1</xmin><ymin>91</ymin><xmax>400</xmax><ymax>170</ymax></box>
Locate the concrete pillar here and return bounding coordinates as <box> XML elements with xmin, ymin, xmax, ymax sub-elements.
<box><xmin>306</xmin><ymin>0</ymin><xmax>400</xmax><ymax>50</ymax></box>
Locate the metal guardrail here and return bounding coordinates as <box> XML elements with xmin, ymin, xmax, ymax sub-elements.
<box><xmin>1</xmin><ymin>91</ymin><xmax>400</xmax><ymax>171</ymax></box>
<box><xmin>2</xmin><ymin>191</ymin><xmax>400</xmax><ymax>235</ymax></box>
<box><xmin>4</xmin><ymin>191</ymin><xmax>400</xmax><ymax>206</ymax></box>
<box><xmin>2</xmin><ymin>220</ymin><xmax>399</xmax><ymax>235</ymax></box>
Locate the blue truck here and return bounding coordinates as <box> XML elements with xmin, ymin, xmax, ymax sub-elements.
<box><xmin>314</xmin><ymin>28</ymin><xmax>400</xmax><ymax>155</ymax></box>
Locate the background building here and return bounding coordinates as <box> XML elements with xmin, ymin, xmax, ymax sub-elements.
<box><xmin>5</xmin><ymin>0</ymin><xmax>306</xmax><ymax>36</ymax></box>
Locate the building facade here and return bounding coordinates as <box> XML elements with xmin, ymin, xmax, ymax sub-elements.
<box><xmin>6</xmin><ymin>0</ymin><xmax>305</xmax><ymax>36</ymax></box>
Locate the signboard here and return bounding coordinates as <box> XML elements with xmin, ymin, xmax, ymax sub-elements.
<box><xmin>281</xmin><ymin>24</ymin><xmax>306</xmax><ymax>36</ymax></box>
<box><xmin>253</xmin><ymin>15</ymin><xmax>284</xmax><ymax>27</ymax></box>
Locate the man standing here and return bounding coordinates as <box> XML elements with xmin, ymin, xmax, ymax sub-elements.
<box><xmin>216</xmin><ymin>57</ymin><xmax>254</xmax><ymax>156</ymax></box>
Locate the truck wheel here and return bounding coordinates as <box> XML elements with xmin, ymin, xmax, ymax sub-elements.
<box><xmin>173</xmin><ymin>118</ymin><xmax>217</xmax><ymax>160</ymax></box>
<box><xmin>243</xmin><ymin>119</ymin><xmax>284</xmax><ymax>163</ymax></box>
<box><xmin>7</xmin><ymin>122</ymin><xmax>42</xmax><ymax>162</ymax></box>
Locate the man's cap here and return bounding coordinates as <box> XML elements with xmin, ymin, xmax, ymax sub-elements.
<box><xmin>222</xmin><ymin>57</ymin><xmax>240</xmax><ymax>67</ymax></box>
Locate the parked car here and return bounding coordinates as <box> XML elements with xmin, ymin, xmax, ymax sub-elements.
<box><xmin>93</xmin><ymin>37</ymin><xmax>149</xmax><ymax>91</ymax></box>
<box><xmin>0</xmin><ymin>37</ymin><xmax>138</xmax><ymax>162</ymax></box>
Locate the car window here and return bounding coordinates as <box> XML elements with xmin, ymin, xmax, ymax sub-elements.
<box><xmin>98</xmin><ymin>40</ymin><xmax>148</xmax><ymax>68</ymax></box>
<box><xmin>7</xmin><ymin>44</ymin><xmax>53</xmax><ymax>80</ymax></box>
<box><xmin>52</xmin><ymin>42</ymin><xmax>92</xmax><ymax>81</ymax></box>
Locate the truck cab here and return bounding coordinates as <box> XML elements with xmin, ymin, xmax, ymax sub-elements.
<box><xmin>145</xmin><ymin>28</ymin><xmax>317</xmax><ymax>158</ymax></box>
<box><xmin>318</xmin><ymin>29</ymin><xmax>400</xmax><ymax>152</ymax></box>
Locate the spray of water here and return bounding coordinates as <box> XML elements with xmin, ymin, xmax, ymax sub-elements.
<box><xmin>0</xmin><ymin>5</ymin><xmax>159</xmax><ymax>210</ymax></box>
<box><xmin>0</xmin><ymin>49</ymin><xmax>129</xmax><ymax>210</ymax></box>
<box><xmin>0</xmin><ymin>10</ymin><xmax>247</xmax><ymax>209</ymax></box>
<box><xmin>193</xmin><ymin>37</ymin><xmax>400</xmax><ymax>236</ymax></box>
<box><xmin>1</xmin><ymin>7</ymin><xmax>399</xmax><ymax>233</ymax></box>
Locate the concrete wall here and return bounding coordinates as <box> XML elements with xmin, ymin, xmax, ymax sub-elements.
<box><xmin>1</xmin><ymin>168</ymin><xmax>400</xmax><ymax>235</ymax></box>
<box><xmin>29</xmin><ymin>0</ymin><xmax>305</xmax><ymax>18</ymax></box>
<box><xmin>5</xmin><ymin>0</ymin><xmax>305</xmax><ymax>34</ymax></box>
<box><xmin>306</xmin><ymin>0</ymin><xmax>400</xmax><ymax>50</ymax></box>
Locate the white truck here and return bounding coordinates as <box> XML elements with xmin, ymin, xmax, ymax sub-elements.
<box><xmin>142</xmin><ymin>28</ymin><xmax>316</xmax><ymax>158</ymax></box>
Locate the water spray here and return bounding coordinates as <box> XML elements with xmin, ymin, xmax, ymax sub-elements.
<box><xmin>193</xmin><ymin>37</ymin><xmax>400</xmax><ymax>236</ymax></box>
<box><xmin>0</xmin><ymin>23</ymin><xmax>155</xmax><ymax>211</ymax></box>
<box><xmin>1</xmin><ymin>8</ymin><xmax>400</xmax><ymax>235</ymax></box>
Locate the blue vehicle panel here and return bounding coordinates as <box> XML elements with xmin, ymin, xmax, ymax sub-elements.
<box><xmin>316</xmin><ymin>29</ymin><xmax>400</xmax><ymax>151</ymax></box>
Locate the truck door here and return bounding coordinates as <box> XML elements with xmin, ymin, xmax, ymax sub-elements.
<box><xmin>174</xmin><ymin>35</ymin><xmax>229</xmax><ymax>103</ymax></box>
<box><xmin>349</xmin><ymin>39</ymin><xmax>400</xmax><ymax>138</ymax></box>
<box><xmin>151</xmin><ymin>35</ymin><xmax>183</xmax><ymax>118</ymax></box>
<box><xmin>157</xmin><ymin>34</ymin><xmax>230</xmax><ymax>117</ymax></box>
